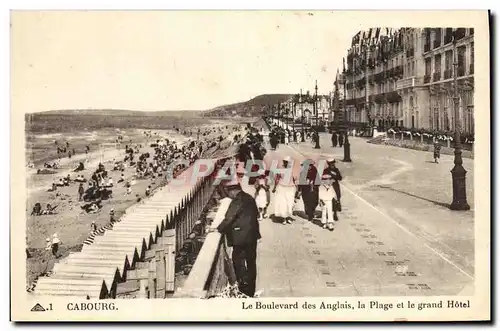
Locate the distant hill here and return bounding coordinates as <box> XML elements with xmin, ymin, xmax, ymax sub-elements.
<box><xmin>31</xmin><ymin>109</ymin><xmax>202</xmax><ymax>117</ymax></box>
<box><xmin>203</xmin><ymin>94</ymin><xmax>294</xmax><ymax>118</ymax></box>
<box><xmin>28</xmin><ymin>93</ymin><xmax>296</xmax><ymax>118</ymax></box>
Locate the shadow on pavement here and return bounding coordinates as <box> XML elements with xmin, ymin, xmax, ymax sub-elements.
<box><xmin>376</xmin><ymin>185</ymin><xmax>450</xmax><ymax>209</ymax></box>
<box><xmin>292</xmin><ymin>210</ymin><xmax>308</xmax><ymax>220</ymax></box>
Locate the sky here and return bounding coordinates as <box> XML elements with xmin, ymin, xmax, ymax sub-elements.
<box><xmin>11</xmin><ymin>11</ymin><xmax>366</xmax><ymax>113</ymax></box>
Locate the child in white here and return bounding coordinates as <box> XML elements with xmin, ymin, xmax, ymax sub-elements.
<box><xmin>254</xmin><ymin>170</ymin><xmax>270</xmax><ymax>220</ymax></box>
<box><xmin>319</xmin><ymin>173</ymin><xmax>336</xmax><ymax>231</ymax></box>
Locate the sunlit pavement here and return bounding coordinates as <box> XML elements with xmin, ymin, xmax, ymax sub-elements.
<box><xmin>244</xmin><ymin>134</ymin><xmax>474</xmax><ymax>297</ymax></box>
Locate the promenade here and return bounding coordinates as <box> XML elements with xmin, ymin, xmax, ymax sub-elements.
<box><xmin>243</xmin><ymin>136</ymin><xmax>474</xmax><ymax>297</ymax></box>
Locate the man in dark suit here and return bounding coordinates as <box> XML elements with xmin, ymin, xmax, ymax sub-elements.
<box><xmin>297</xmin><ymin>160</ymin><xmax>320</xmax><ymax>222</ymax></box>
<box><xmin>216</xmin><ymin>181</ymin><xmax>261</xmax><ymax>297</ymax></box>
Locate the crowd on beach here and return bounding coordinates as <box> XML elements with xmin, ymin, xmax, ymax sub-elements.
<box><xmin>28</xmin><ymin>124</ymin><xmax>248</xmax><ymax>261</ymax></box>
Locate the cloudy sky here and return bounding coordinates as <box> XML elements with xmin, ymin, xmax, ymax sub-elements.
<box><xmin>11</xmin><ymin>11</ymin><xmax>483</xmax><ymax>113</ymax></box>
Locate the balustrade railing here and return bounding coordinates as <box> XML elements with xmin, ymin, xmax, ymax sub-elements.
<box><xmin>170</xmin><ymin>154</ymin><xmax>238</xmax><ymax>254</ymax></box>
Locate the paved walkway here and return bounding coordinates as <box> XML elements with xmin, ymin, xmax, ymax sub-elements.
<box><xmin>242</xmin><ymin>144</ymin><xmax>474</xmax><ymax>297</ymax></box>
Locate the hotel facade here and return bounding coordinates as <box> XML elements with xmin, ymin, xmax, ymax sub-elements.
<box><xmin>340</xmin><ymin>27</ymin><xmax>474</xmax><ymax>134</ymax></box>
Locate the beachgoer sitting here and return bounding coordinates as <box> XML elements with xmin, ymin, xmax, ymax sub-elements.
<box><xmin>31</xmin><ymin>202</ymin><xmax>42</xmax><ymax>216</ymax></box>
<box><xmin>74</xmin><ymin>162</ymin><xmax>85</xmax><ymax>172</ymax></box>
<box><xmin>81</xmin><ymin>200</ymin><xmax>102</xmax><ymax>213</ymax></box>
<box><xmin>42</xmin><ymin>204</ymin><xmax>58</xmax><ymax>215</ymax></box>
<box><xmin>105</xmin><ymin>177</ymin><xmax>113</xmax><ymax>188</ymax></box>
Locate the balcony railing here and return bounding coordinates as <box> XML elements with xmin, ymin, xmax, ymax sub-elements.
<box><xmin>395</xmin><ymin>76</ymin><xmax>423</xmax><ymax>90</ymax></box>
<box><xmin>424</xmin><ymin>74</ymin><xmax>431</xmax><ymax>84</ymax></box>
<box><xmin>424</xmin><ymin>42</ymin><xmax>431</xmax><ymax>53</ymax></box>
<box><xmin>433</xmin><ymin>40</ymin><xmax>441</xmax><ymax>49</ymax></box>
<box><xmin>346</xmin><ymin>97</ymin><xmax>365</xmax><ymax>106</ymax></box>
<box><xmin>444</xmin><ymin>69</ymin><xmax>452</xmax><ymax>79</ymax></box>
<box><xmin>432</xmin><ymin>71</ymin><xmax>441</xmax><ymax>82</ymax></box>
<box><xmin>470</xmin><ymin>63</ymin><xmax>474</xmax><ymax>75</ymax></box>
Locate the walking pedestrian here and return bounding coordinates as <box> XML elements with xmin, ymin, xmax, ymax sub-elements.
<box><xmin>271</xmin><ymin>156</ymin><xmax>296</xmax><ymax>224</ymax></box>
<box><xmin>285</xmin><ymin>131</ymin><xmax>290</xmax><ymax>145</ymax></box>
<box><xmin>324</xmin><ymin>158</ymin><xmax>342</xmax><ymax>212</ymax></box>
<box><xmin>254</xmin><ymin>170</ymin><xmax>270</xmax><ymax>220</ymax></box>
<box><xmin>51</xmin><ymin>233</ymin><xmax>61</xmax><ymax>257</ymax></box>
<box><xmin>109</xmin><ymin>209</ymin><xmax>116</xmax><ymax>223</ymax></box>
<box><xmin>45</xmin><ymin>238</ymin><xmax>51</xmax><ymax>251</ymax></box>
<box><xmin>215</xmin><ymin>181</ymin><xmax>261</xmax><ymax>298</ymax></box>
<box><xmin>433</xmin><ymin>142</ymin><xmax>441</xmax><ymax>163</ymax></box>
<box><xmin>78</xmin><ymin>183</ymin><xmax>85</xmax><ymax>201</ymax></box>
<box><xmin>319</xmin><ymin>173</ymin><xmax>337</xmax><ymax>231</ymax></box>
<box><xmin>331</xmin><ymin>132</ymin><xmax>338</xmax><ymax>147</ymax></box>
<box><xmin>298</xmin><ymin>160</ymin><xmax>319</xmax><ymax>222</ymax></box>
<box><xmin>338</xmin><ymin>132</ymin><xmax>344</xmax><ymax>148</ymax></box>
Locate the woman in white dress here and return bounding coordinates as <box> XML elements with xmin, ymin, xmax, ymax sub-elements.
<box><xmin>254</xmin><ymin>170</ymin><xmax>270</xmax><ymax>220</ymax></box>
<box><xmin>271</xmin><ymin>156</ymin><xmax>297</xmax><ymax>225</ymax></box>
<box><xmin>284</xmin><ymin>131</ymin><xmax>290</xmax><ymax>145</ymax></box>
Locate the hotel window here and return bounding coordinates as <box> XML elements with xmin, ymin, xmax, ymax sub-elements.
<box><xmin>424</xmin><ymin>58</ymin><xmax>431</xmax><ymax>83</ymax></box>
<box><xmin>458</xmin><ymin>46</ymin><xmax>466</xmax><ymax>76</ymax></box>
<box><xmin>470</xmin><ymin>42</ymin><xmax>474</xmax><ymax>74</ymax></box>
<box><xmin>433</xmin><ymin>54</ymin><xmax>442</xmax><ymax>81</ymax></box>
<box><xmin>455</xmin><ymin>28</ymin><xmax>466</xmax><ymax>40</ymax></box>
<box><xmin>433</xmin><ymin>28</ymin><xmax>442</xmax><ymax>48</ymax></box>
<box><xmin>444</xmin><ymin>28</ymin><xmax>453</xmax><ymax>44</ymax></box>
<box><xmin>444</xmin><ymin>50</ymin><xmax>453</xmax><ymax>79</ymax></box>
<box><xmin>424</xmin><ymin>28</ymin><xmax>431</xmax><ymax>52</ymax></box>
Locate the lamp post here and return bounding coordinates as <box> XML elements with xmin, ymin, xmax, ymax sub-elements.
<box><xmin>292</xmin><ymin>101</ymin><xmax>297</xmax><ymax>142</ymax></box>
<box><xmin>277</xmin><ymin>104</ymin><xmax>281</xmax><ymax>127</ymax></box>
<box><xmin>313</xmin><ymin>81</ymin><xmax>321</xmax><ymax>149</ymax></box>
<box><xmin>285</xmin><ymin>106</ymin><xmax>289</xmax><ymax>132</ymax></box>
<box><xmin>449</xmin><ymin>30</ymin><xmax>470</xmax><ymax>211</ymax></box>
<box><xmin>342</xmin><ymin>66</ymin><xmax>351</xmax><ymax>162</ymax></box>
<box><xmin>301</xmin><ymin>112</ymin><xmax>305</xmax><ymax>143</ymax></box>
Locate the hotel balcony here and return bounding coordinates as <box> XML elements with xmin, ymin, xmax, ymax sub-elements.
<box><xmin>395</xmin><ymin>76</ymin><xmax>423</xmax><ymax>90</ymax></box>
<box><xmin>346</xmin><ymin>97</ymin><xmax>366</xmax><ymax>106</ymax></box>
<box><xmin>432</xmin><ymin>71</ymin><xmax>441</xmax><ymax>82</ymax></box>
<box><xmin>433</xmin><ymin>40</ymin><xmax>441</xmax><ymax>49</ymax></box>
<box><xmin>424</xmin><ymin>74</ymin><xmax>431</xmax><ymax>84</ymax></box>
<box><xmin>406</xmin><ymin>48</ymin><xmax>414</xmax><ymax>58</ymax></box>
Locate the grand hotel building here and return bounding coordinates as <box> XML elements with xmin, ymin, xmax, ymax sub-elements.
<box><xmin>341</xmin><ymin>28</ymin><xmax>474</xmax><ymax>134</ymax></box>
